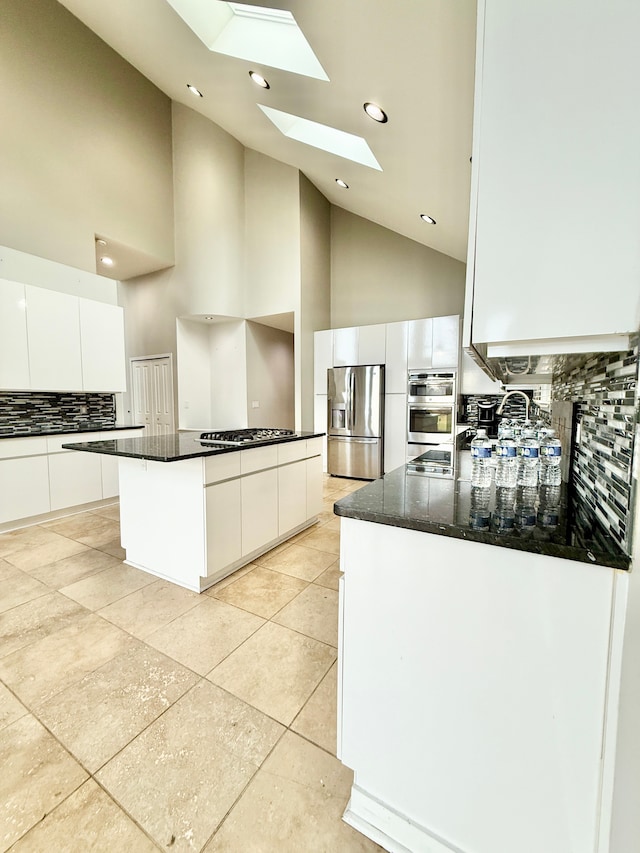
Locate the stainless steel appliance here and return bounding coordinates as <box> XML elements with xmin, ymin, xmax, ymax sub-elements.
<box><xmin>198</xmin><ymin>428</ymin><xmax>295</xmax><ymax>446</ymax></box>
<box><xmin>327</xmin><ymin>365</ymin><xmax>384</xmax><ymax>479</ymax></box>
<box><xmin>407</xmin><ymin>403</ymin><xmax>455</xmax><ymax>444</ymax></box>
<box><xmin>406</xmin><ymin>443</ymin><xmax>454</xmax><ymax>478</ymax></box>
<box><xmin>407</xmin><ymin>370</ymin><xmax>456</xmax><ymax>403</ymax></box>
<box><xmin>477</xmin><ymin>400</ymin><xmax>499</xmax><ymax>437</ymax></box>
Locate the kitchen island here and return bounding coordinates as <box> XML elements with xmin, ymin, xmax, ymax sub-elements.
<box><xmin>333</xmin><ymin>459</ymin><xmax>632</xmax><ymax>853</ymax></box>
<box><xmin>65</xmin><ymin>431</ymin><xmax>324</xmax><ymax>592</ymax></box>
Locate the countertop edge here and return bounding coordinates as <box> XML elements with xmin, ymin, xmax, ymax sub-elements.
<box><xmin>0</xmin><ymin>425</ymin><xmax>145</xmax><ymax>440</ymax></box>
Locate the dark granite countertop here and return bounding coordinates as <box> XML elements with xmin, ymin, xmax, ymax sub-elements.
<box><xmin>0</xmin><ymin>424</ymin><xmax>145</xmax><ymax>440</ymax></box>
<box><xmin>62</xmin><ymin>431</ymin><xmax>325</xmax><ymax>462</ymax></box>
<box><xmin>333</xmin><ymin>453</ymin><xmax>631</xmax><ymax>571</ymax></box>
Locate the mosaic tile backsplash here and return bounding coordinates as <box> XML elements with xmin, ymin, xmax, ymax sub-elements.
<box><xmin>552</xmin><ymin>337</ymin><xmax>639</xmax><ymax>554</ymax></box>
<box><xmin>0</xmin><ymin>392</ymin><xmax>116</xmax><ymax>436</ymax></box>
<box><xmin>461</xmin><ymin>392</ymin><xmax>534</xmax><ymax>427</ymax></box>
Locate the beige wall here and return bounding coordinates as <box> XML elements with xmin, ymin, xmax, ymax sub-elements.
<box><xmin>246</xmin><ymin>323</ymin><xmax>295</xmax><ymax>430</ymax></box>
<box><xmin>330</xmin><ymin>207</ymin><xmax>466</xmax><ymax>328</ymax></box>
<box><xmin>0</xmin><ymin>0</ymin><xmax>174</xmax><ymax>275</ymax></box>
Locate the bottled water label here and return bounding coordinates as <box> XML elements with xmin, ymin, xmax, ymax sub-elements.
<box><xmin>517</xmin><ymin>446</ymin><xmax>539</xmax><ymax>459</ymax></box>
<box><xmin>540</xmin><ymin>445</ymin><xmax>561</xmax><ymax>458</ymax></box>
<box><xmin>471</xmin><ymin>446</ymin><xmax>491</xmax><ymax>459</ymax></box>
<box><xmin>496</xmin><ymin>445</ymin><xmax>516</xmax><ymax>458</ymax></box>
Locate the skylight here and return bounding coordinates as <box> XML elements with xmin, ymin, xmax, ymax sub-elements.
<box><xmin>166</xmin><ymin>0</ymin><xmax>329</xmax><ymax>81</ymax></box>
<box><xmin>258</xmin><ymin>105</ymin><xmax>382</xmax><ymax>170</ymax></box>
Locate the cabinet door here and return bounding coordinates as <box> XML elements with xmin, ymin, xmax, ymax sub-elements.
<box><xmin>306</xmin><ymin>453</ymin><xmax>324</xmax><ymax>519</ymax></box>
<box><xmin>79</xmin><ymin>298</ymin><xmax>126</xmax><ymax>392</ymax></box>
<box><xmin>48</xmin><ymin>451</ymin><xmax>103</xmax><ymax>510</ymax></box>
<box><xmin>241</xmin><ymin>469</ymin><xmax>278</xmax><ymax>556</ymax></box>
<box><xmin>407</xmin><ymin>318</ymin><xmax>433</xmax><ymax>369</ymax></box>
<box><xmin>314</xmin><ymin>330</ymin><xmax>333</xmax><ymax>394</ymax></box>
<box><xmin>333</xmin><ymin>327</ymin><xmax>359</xmax><ymax>366</ymax></box>
<box><xmin>0</xmin><ymin>455</ymin><xmax>50</xmax><ymax>524</ymax></box>
<box><xmin>385</xmin><ymin>321</ymin><xmax>408</xmax><ymax>394</ymax></box>
<box><xmin>432</xmin><ymin>315</ymin><xmax>460</xmax><ymax>369</ymax></box>
<box><xmin>278</xmin><ymin>460</ymin><xmax>307</xmax><ymax>535</ymax></box>
<box><xmin>357</xmin><ymin>324</ymin><xmax>386</xmax><ymax>366</ymax></box>
<box><xmin>206</xmin><ymin>479</ymin><xmax>242</xmax><ymax>576</ymax></box>
<box><xmin>26</xmin><ymin>286</ymin><xmax>82</xmax><ymax>391</ymax></box>
<box><xmin>101</xmin><ymin>455</ymin><xmax>120</xmax><ymax>499</ymax></box>
<box><xmin>0</xmin><ymin>279</ymin><xmax>30</xmax><ymax>389</ymax></box>
<box><xmin>384</xmin><ymin>394</ymin><xmax>408</xmax><ymax>473</ymax></box>
<box><xmin>314</xmin><ymin>395</ymin><xmax>328</xmax><ymax>473</ymax></box>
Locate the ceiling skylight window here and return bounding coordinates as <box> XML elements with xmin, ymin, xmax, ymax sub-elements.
<box><xmin>258</xmin><ymin>105</ymin><xmax>382</xmax><ymax>170</ymax></box>
<box><xmin>166</xmin><ymin>0</ymin><xmax>329</xmax><ymax>81</ymax></box>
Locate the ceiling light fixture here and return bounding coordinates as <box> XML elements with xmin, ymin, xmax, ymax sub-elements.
<box><xmin>249</xmin><ymin>70</ymin><xmax>270</xmax><ymax>89</ymax></box>
<box><xmin>187</xmin><ymin>84</ymin><xmax>203</xmax><ymax>97</ymax></box>
<box><xmin>335</xmin><ymin>179</ymin><xmax>349</xmax><ymax>189</ymax></box>
<box><xmin>364</xmin><ymin>102</ymin><xmax>388</xmax><ymax>123</ymax></box>
<box><xmin>96</xmin><ymin>238</ymin><xmax>107</xmax><ymax>247</ymax></box>
<box><xmin>420</xmin><ymin>214</ymin><xmax>436</xmax><ymax>225</ymax></box>
<box><xmin>99</xmin><ymin>256</ymin><xmax>114</xmax><ymax>266</ymax></box>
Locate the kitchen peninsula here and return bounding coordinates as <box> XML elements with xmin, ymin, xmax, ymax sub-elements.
<box><xmin>65</xmin><ymin>430</ymin><xmax>324</xmax><ymax>592</ymax></box>
<box><xmin>334</xmin><ymin>464</ymin><xmax>631</xmax><ymax>853</ymax></box>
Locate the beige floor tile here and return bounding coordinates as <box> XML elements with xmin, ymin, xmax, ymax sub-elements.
<box><xmin>98</xmin><ymin>579</ymin><xmax>200</xmax><ymax>639</ymax></box>
<box><xmin>25</xmin><ymin>547</ymin><xmax>122</xmax><ymax>589</ymax></box>
<box><xmin>297</xmin><ymin>526</ymin><xmax>341</xmax><ymax>555</ymax></box>
<box><xmin>42</xmin><ymin>512</ymin><xmax>118</xmax><ymax>542</ymax></box>
<box><xmin>0</xmin><ymin>591</ymin><xmax>87</xmax><ymax>659</ymax></box>
<box><xmin>146</xmin><ymin>597</ymin><xmax>264</xmax><ymax>676</ymax></box>
<box><xmin>204</xmin><ymin>730</ymin><xmax>383</xmax><ymax>852</ymax></box>
<box><xmin>250</xmin><ymin>539</ymin><xmax>297</xmax><ymax>567</ymax></box>
<box><xmin>273</xmin><ymin>584</ymin><xmax>339</xmax><ymax>647</ymax></box>
<box><xmin>260</xmin><ymin>542</ymin><xmax>336</xmax><ymax>581</ymax></box>
<box><xmin>0</xmin><ymin>683</ymin><xmax>27</xmax><ymax>732</ymax></box>
<box><xmin>291</xmin><ymin>662</ymin><xmax>338</xmax><ymax>755</ymax></box>
<box><xmin>4</xmin><ymin>534</ymin><xmax>89</xmax><ymax>572</ymax></box>
<box><xmin>11</xmin><ymin>779</ymin><xmax>159</xmax><ymax>853</ymax></box>
<box><xmin>90</xmin><ymin>503</ymin><xmax>121</xmax><ymax>522</ymax></box>
<box><xmin>322</xmin><ymin>516</ymin><xmax>342</xmax><ymax>532</ymax></box>
<box><xmin>203</xmin><ymin>562</ymin><xmax>256</xmax><ymax>594</ymax></box>
<box><xmin>96</xmin><ymin>680</ymin><xmax>284</xmax><ymax>852</ymax></box>
<box><xmin>60</xmin><ymin>561</ymin><xmax>155</xmax><ymax>610</ymax></box>
<box><xmin>0</xmin><ymin>612</ymin><xmax>135</xmax><ymax>707</ymax></box>
<box><xmin>0</xmin><ymin>714</ymin><xmax>88</xmax><ymax>850</ymax></box>
<box><xmin>314</xmin><ymin>560</ymin><xmax>341</xmax><ymax>591</ymax></box>
<box><xmin>74</xmin><ymin>520</ymin><xmax>121</xmax><ymax>549</ymax></box>
<box><xmin>0</xmin><ymin>563</ymin><xmax>49</xmax><ymax>614</ymax></box>
<box><xmin>97</xmin><ymin>537</ymin><xmax>126</xmax><ymax>559</ymax></box>
<box><xmin>212</xmin><ymin>566</ymin><xmax>307</xmax><ymax>619</ymax></box>
<box><xmin>36</xmin><ymin>645</ymin><xmax>198</xmax><ymax>772</ymax></box>
<box><xmin>0</xmin><ymin>526</ymin><xmax>66</xmax><ymax>559</ymax></box>
<box><xmin>208</xmin><ymin>621</ymin><xmax>336</xmax><ymax>725</ymax></box>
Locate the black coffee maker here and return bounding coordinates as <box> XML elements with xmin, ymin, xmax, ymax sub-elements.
<box><xmin>477</xmin><ymin>399</ymin><xmax>499</xmax><ymax>437</ymax></box>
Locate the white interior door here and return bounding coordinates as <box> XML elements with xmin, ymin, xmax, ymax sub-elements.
<box><xmin>131</xmin><ymin>355</ymin><xmax>174</xmax><ymax>435</ymax></box>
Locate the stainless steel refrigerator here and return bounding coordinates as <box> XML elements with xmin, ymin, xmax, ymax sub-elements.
<box><xmin>327</xmin><ymin>365</ymin><xmax>385</xmax><ymax>479</ymax></box>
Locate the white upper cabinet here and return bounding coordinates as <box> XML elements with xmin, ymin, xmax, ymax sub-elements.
<box><xmin>314</xmin><ymin>329</ymin><xmax>333</xmax><ymax>394</ymax></box>
<box><xmin>357</xmin><ymin>324</ymin><xmax>386</xmax><ymax>366</ymax></box>
<box><xmin>79</xmin><ymin>298</ymin><xmax>126</xmax><ymax>392</ymax></box>
<box><xmin>468</xmin><ymin>0</ymin><xmax>640</xmax><ymax>349</ymax></box>
<box><xmin>0</xmin><ymin>279</ymin><xmax>30</xmax><ymax>389</ymax></box>
<box><xmin>333</xmin><ymin>326</ymin><xmax>359</xmax><ymax>366</ymax></box>
<box><xmin>26</xmin><ymin>285</ymin><xmax>82</xmax><ymax>391</ymax></box>
<box><xmin>432</xmin><ymin>315</ymin><xmax>460</xmax><ymax>369</ymax></box>
<box><xmin>407</xmin><ymin>319</ymin><xmax>433</xmax><ymax>369</ymax></box>
<box><xmin>385</xmin><ymin>321</ymin><xmax>409</xmax><ymax>393</ymax></box>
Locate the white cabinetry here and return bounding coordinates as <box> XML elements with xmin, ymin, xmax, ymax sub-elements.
<box><xmin>48</xmin><ymin>451</ymin><xmax>103</xmax><ymax>511</ymax></box>
<box><xmin>407</xmin><ymin>318</ymin><xmax>433</xmax><ymax>368</ymax></box>
<box><xmin>0</xmin><ymin>279</ymin><xmax>30</xmax><ymax>389</ymax></box>
<box><xmin>306</xmin><ymin>445</ymin><xmax>324</xmax><ymax>518</ymax></box>
<box><xmin>241</xmin><ymin>469</ymin><xmax>279</xmax><ymax>556</ymax></box>
<box><xmin>79</xmin><ymin>299</ymin><xmax>126</xmax><ymax>392</ymax></box>
<box><xmin>26</xmin><ymin>286</ymin><xmax>82</xmax><ymax>391</ymax></box>
<box><xmin>384</xmin><ymin>394</ymin><xmax>407</xmax><ymax>473</ymax></box>
<box><xmin>467</xmin><ymin>0</ymin><xmax>640</xmax><ymax>350</ymax></box>
<box><xmin>0</xmin><ymin>437</ymin><xmax>50</xmax><ymax>524</ymax></box>
<box><xmin>357</xmin><ymin>324</ymin><xmax>386</xmax><ymax>366</ymax></box>
<box><xmin>279</xmin><ymin>460</ymin><xmax>308</xmax><ymax>535</ymax></box>
<box><xmin>408</xmin><ymin>316</ymin><xmax>459</xmax><ymax>369</ymax></box>
<box><xmin>314</xmin><ymin>395</ymin><xmax>328</xmax><ymax>473</ymax></box>
<box><xmin>206</xmin><ymin>479</ymin><xmax>242</xmax><ymax>576</ymax></box>
<box><xmin>384</xmin><ymin>321</ymin><xmax>408</xmax><ymax>393</ymax></box>
<box><xmin>333</xmin><ymin>327</ymin><xmax>359</xmax><ymax>366</ymax></box>
<box><xmin>314</xmin><ymin>329</ymin><xmax>333</xmax><ymax>395</ymax></box>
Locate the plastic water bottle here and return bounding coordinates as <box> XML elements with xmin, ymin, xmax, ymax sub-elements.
<box><xmin>469</xmin><ymin>485</ymin><xmax>491</xmax><ymax>530</ymax></box>
<box><xmin>537</xmin><ymin>484</ymin><xmax>561</xmax><ymax>531</ymax></box>
<box><xmin>492</xmin><ymin>486</ymin><xmax>516</xmax><ymax>534</ymax></box>
<box><xmin>517</xmin><ymin>428</ymin><xmax>540</xmax><ymax>487</ymax></box>
<box><xmin>511</xmin><ymin>419</ymin><xmax>523</xmax><ymax>442</ymax></box>
<box><xmin>470</xmin><ymin>429</ymin><xmax>492</xmax><ymax>488</ymax></box>
<box><xmin>515</xmin><ymin>485</ymin><xmax>537</xmax><ymax>535</ymax></box>
<box><xmin>539</xmin><ymin>429</ymin><xmax>562</xmax><ymax>485</ymax></box>
<box><xmin>495</xmin><ymin>426</ymin><xmax>517</xmax><ymax>488</ymax></box>
<box><xmin>497</xmin><ymin>418</ymin><xmax>511</xmax><ymax>440</ymax></box>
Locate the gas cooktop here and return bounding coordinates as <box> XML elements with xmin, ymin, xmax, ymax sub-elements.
<box><xmin>198</xmin><ymin>428</ymin><xmax>296</xmax><ymax>446</ymax></box>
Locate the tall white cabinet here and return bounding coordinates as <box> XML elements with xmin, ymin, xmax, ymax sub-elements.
<box><xmin>0</xmin><ymin>280</ymin><xmax>30</xmax><ymax>389</ymax></box>
<box><xmin>26</xmin><ymin>286</ymin><xmax>83</xmax><ymax>391</ymax></box>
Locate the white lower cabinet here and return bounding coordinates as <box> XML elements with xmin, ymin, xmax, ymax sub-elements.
<box><xmin>0</xmin><ymin>455</ymin><xmax>50</xmax><ymax>524</ymax></box>
<box><xmin>306</xmin><ymin>453</ymin><xmax>324</xmax><ymax>518</ymax></box>
<box><xmin>206</xmin><ymin>479</ymin><xmax>242</xmax><ymax>576</ymax></box>
<box><xmin>48</xmin><ymin>451</ymin><xmax>103</xmax><ymax>511</ymax></box>
<box><xmin>314</xmin><ymin>395</ymin><xmax>328</xmax><ymax>473</ymax></box>
<box><xmin>278</xmin><ymin>460</ymin><xmax>308</xmax><ymax>535</ymax></box>
<box><xmin>241</xmin><ymin>468</ymin><xmax>279</xmax><ymax>556</ymax></box>
<box><xmin>101</xmin><ymin>455</ymin><xmax>120</xmax><ymax>499</ymax></box>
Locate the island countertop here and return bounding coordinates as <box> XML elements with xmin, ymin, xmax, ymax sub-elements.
<box><xmin>333</xmin><ymin>453</ymin><xmax>631</xmax><ymax>571</ymax></box>
<box><xmin>0</xmin><ymin>424</ymin><xmax>145</xmax><ymax>440</ymax></box>
<box><xmin>63</xmin><ymin>430</ymin><xmax>325</xmax><ymax>463</ymax></box>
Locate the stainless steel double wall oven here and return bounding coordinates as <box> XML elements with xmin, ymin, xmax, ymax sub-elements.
<box><xmin>406</xmin><ymin>369</ymin><xmax>457</xmax><ymax>476</ymax></box>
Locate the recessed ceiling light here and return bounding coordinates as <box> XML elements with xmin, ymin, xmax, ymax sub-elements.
<box><xmin>364</xmin><ymin>102</ymin><xmax>387</xmax><ymax>123</ymax></box>
<box><xmin>99</xmin><ymin>256</ymin><xmax>114</xmax><ymax>266</ymax></box>
<box><xmin>420</xmin><ymin>214</ymin><xmax>436</xmax><ymax>225</ymax></box>
<box><xmin>187</xmin><ymin>84</ymin><xmax>203</xmax><ymax>97</ymax></box>
<box><xmin>249</xmin><ymin>70</ymin><xmax>270</xmax><ymax>89</ymax></box>
<box><xmin>335</xmin><ymin>179</ymin><xmax>349</xmax><ymax>189</ymax></box>
<box><xmin>96</xmin><ymin>238</ymin><xmax>107</xmax><ymax>247</ymax></box>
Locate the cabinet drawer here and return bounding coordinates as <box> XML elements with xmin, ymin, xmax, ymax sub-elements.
<box><xmin>0</xmin><ymin>455</ymin><xmax>50</xmax><ymax>522</ymax></box>
<box><xmin>306</xmin><ymin>437</ymin><xmax>323</xmax><ymax>458</ymax></box>
<box><xmin>240</xmin><ymin>445</ymin><xmax>278</xmax><ymax>475</ymax></box>
<box><xmin>204</xmin><ymin>452</ymin><xmax>241</xmax><ymax>484</ymax></box>
<box><xmin>278</xmin><ymin>440</ymin><xmax>307</xmax><ymax>465</ymax></box>
<box><xmin>47</xmin><ymin>432</ymin><xmax>106</xmax><ymax>453</ymax></box>
<box><xmin>0</xmin><ymin>437</ymin><xmax>48</xmax><ymax>459</ymax></box>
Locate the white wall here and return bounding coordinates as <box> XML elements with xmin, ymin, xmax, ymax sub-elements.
<box><xmin>246</xmin><ymin>322</ymin><xmax>295</xmax><ymax>430</ymax></box>
<box><xmin>210</xmin><ymin>321</ymin><xmax>247</xmax><ymax>430</ymax></box>
<box><xmin>331</xmin><ymin>207</ymin><xmax>466</xmax><ymax>328</ymax></box>
<box><xmin>0</xmin><ymin>0</ymin><xmax>174</xmax><ymax>275</ymax></box>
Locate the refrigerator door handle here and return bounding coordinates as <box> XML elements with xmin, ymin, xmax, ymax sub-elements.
<box><xmin>329</xmin><ymin>436</ymin><xmax>378</xmax><ymax>444</ymax></box>
<box><xmin>349</xmin><ymin>370</ymin><xmax>356</xmax><ymax>431</ymax></box>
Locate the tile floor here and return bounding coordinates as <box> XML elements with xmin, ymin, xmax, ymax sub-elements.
<box><xmin>0</xmin><ymin>475</ymin><xmax>384</xmax><ymax>852</ymax></box>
